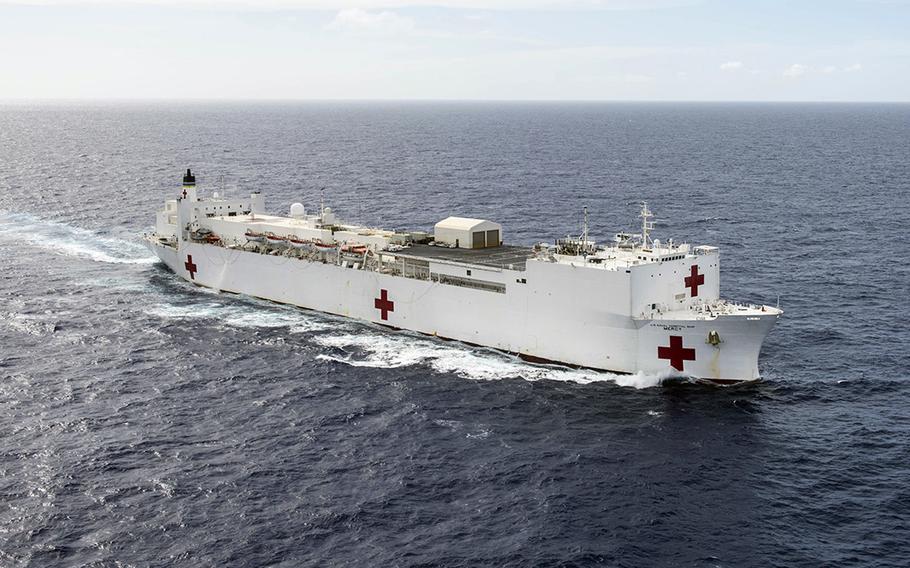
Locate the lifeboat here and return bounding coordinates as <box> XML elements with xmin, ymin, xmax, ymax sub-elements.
<box><xmin>341</xmin><ymin>244</ymin><xmax>368</xmax><ymax>254</ymax></box>
<box><xmin>191</xmin><ymin>227</ymin><xmax>212</xmax><ymax>239</ymax></box>
<box><xmin>265</xmin><ymin>232</ymin><xmax>288</xmax><ymax>244</ymax></box>
<box><xmin>245</xmin><ymin>230</ymin><xmax>266</xmax><ymax>243</ymax></box>
<box><xmin>313</xmin><ymin>241</ymin><xmax>338</xmax><ymax>249</ymax></box>
<box><xmin>287</xmin><ymin>236</ymin><xmax>310</xmax><ymax>249</ymax></box>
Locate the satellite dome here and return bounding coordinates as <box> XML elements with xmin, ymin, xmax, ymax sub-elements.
<box><xmin>290</xmin><ymin>203</ymin><xmax>306</xmax><ymax>218</ymax></box>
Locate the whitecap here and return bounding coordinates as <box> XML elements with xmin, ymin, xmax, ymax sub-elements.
<box><xmin>4</xmin><ymin>312</ymin><xmax>57</xmax><ymax>336</ymax></box>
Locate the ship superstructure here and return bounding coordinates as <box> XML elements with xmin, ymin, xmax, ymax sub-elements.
<box><xmin>146</xmin><ymin>169</ymin><xmax>781</xmax><ymax>383</ymax></box>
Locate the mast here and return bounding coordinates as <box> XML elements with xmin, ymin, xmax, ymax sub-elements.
<box><xmin>582</xmin><ymin>206</ymin><xmax>589</xmax><ymax>254</ymax></box>
<box><xmin>640</xmin><ymin>201</ymin><xmax>654</xmax><ymax>250</ymax></box>
<box><xmin>319</xmin><ymin>186</ymin><xmax>326</xmax><ymax>222</ymax></box>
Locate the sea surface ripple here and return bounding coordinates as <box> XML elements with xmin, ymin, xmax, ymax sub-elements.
<box><xmin>0</xmin><ymin>102</ymin><xmax>908</xmax><ymax>567</ymax></box>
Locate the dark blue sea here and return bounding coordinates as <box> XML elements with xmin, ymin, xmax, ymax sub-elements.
<box><xmin>1</xmin><ymin>102</ymin><xmax>908</xmax><ymax>567</ymax></box>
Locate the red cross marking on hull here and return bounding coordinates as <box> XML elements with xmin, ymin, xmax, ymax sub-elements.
<box><xmin>184</xmin><ymin>255</ymin><xmax>198</xmax><ymax>280</ymax></box>
<box><xmin>685</xmin><ymin>264</ymin><xmax>705</xmax><ymax>297</ymax></box>
<box><xmin>182</xmin><ymin>188</ymin><xmax>187</xmax><ymax>199</ymax></box>
<box><xmin>657</xmin><ymin>335</ymin><xmax>696</xmax><ymax>371</ymax></box>
<box><xmin>374</xmin><ymin>289</ymin><xmax>394</xmax><ymax>320</ymax></box>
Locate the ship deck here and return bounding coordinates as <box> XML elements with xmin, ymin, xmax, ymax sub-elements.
<box><xmin>395</xmin><ymin>244</ymin><xmax>536</xmax><ymax>271</ymax></box>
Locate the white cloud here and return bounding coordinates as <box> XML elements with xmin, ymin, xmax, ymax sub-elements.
<box><xmin>326</xmin><ymin>8</ymin><xmax>414</xmax><ymax>34</ymax></box>
<box><xmin>844</xmin><ymin>63</ymin><xmax>863</xmax><ymax>72</ymax></box>
<box><xmin>719</xmin><ymin>60</ymin><xmax>743</xmax><ymax>71</ymax></box>
<box><xmin>822</xmin><ymin>65</ymin><xmax>837</xmax><ymax>74</ymax></box>
<box><xmin>783</xmin><ymin>63</ymin><xmax>808</xmax><ymax>77</ymax></box>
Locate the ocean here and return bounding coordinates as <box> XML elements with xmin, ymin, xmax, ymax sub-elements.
<box><xmin>0</xmin><ymin>102</ymin><xmax>908</xmax><ymax>567</ymax></box>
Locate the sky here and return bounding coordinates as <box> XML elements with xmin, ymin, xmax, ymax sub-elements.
<box><xmin>1</xmin><ymin>0</ymin><xmax>908</xmax><ymax>101</ymax></box>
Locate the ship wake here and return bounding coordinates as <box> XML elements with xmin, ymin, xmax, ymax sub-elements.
<box><xmin>144</xmin><ymin>300</ymin><xmax>334</xmax><ymax>334</ymax></box>
<box><xmin>315</xmin><ymin>332</ymin><xmax>666</xmax><ymax>389</ymax></box>
<box><xmin>142</xmin><ymin>295</ymin><xmax>666</xmax><ymax>388</ymax></box>
<box><xmin>0</xmin><ymin>211</ymin><xmax>156</xmax><ymax>265</ymax></box>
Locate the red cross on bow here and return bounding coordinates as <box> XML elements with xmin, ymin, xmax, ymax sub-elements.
<box><xmin>374</xmin><ymin>289</ymin><xmax>394</xmax><ymax>320</ymax></box>
<box><xmin>685</xmin><ymin>264</ymin><xmax>705</xmax><ymax>297</ymax></box>
<box><xmin>657</xmin><ymin>335</ymin><xmax>696</xmax><ymax>371</ymax></box>
<box><xmin>184</xmin><ymin>255</ymin><xmax>198</xmax><ymax>280</ymax></box>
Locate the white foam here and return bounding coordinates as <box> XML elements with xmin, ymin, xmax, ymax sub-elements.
<box><xmin>315</xmin><ymin>333</ymin><xmax>435</xmax><ymax>367</ymax></box>
<box><xmin>144</xmin><ymin>301</ymin><xmax>332</xmax><ymax>333</ymax></box>
<box><xmin>81</xmin><ymin>276</ymin><xmax>154</xmax><ymax>293</ymax></box>
<box><xmin>0</xmin><ymin>211</ymin><xmax>156</xmax><ymax>265</ymax></box>
<box><xmin>613</xmin><ymin>371</ymin><xmax>670</xmax><ymax>389</ymax></box>
<box><xmin>4</xmin><ymin>312</ymin><xmax>57</xmax><ymax>336</ymax></box>
<box><xmin>315</xmin><ymin>330</ymin><xmax>664</xmax><ymax>388</ymax></box>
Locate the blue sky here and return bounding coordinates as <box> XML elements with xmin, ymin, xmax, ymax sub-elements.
<box><xmin>1</xmin><ymin>0</ymin><xmax>908</xmax><ymax>101</ymax></box>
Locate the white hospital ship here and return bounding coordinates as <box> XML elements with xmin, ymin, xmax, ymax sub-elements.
<box><xmin>145</xmin><ymin>169</ymin><xmax>782</xmax><ymax>384</ymax></box>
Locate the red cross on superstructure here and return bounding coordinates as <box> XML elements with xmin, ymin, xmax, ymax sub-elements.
<box><xmin>184</xmin><ymin>254</ymin><xmax>198</xmax><ymax>280</ymax></box>
<box><xmin>657</xmin><ymin>335</ymin><xmax>696</xmax><ymax>371</ymax></box>
<box><xmin>374</xmin><ymin>289</ymin><xmax>394</xmax><ymax>321</ymax></box>
<box><xmin>685</xmin><ymin>264</ymin><xmax>705</xmax><ymax>297</ymax></box>
<box><xmin>182</xmin><ymin>188</ymin><xmax>187</xmax><ymax>199</ymax></box>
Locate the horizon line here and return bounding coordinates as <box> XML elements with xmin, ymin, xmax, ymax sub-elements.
<box><xmin>2</xmin><ymin>98</ymin><xmax>909</xmax><ymax>105</ymax></box>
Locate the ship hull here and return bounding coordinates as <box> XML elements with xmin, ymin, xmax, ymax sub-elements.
<box><xmin>147</xmin><ymin>240</ymin><xmax>778</xmax><ymax>383</ymax></box>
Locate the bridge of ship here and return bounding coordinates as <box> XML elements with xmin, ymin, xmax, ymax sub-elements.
<box><xmin>551</xmin><ymin>244</ymin><xmax>711</xmax><ymax>271</ymax></box>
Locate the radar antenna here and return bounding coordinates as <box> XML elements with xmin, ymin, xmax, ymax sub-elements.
<box><xmin>640</xmin><ymin>202</ymin><xmax>654</xmax><ymax>250</ymax></box>
<box><xmin>554</xmin><ymin>206</ymin><xmax>595</xmax><ymax>256</ymax></box>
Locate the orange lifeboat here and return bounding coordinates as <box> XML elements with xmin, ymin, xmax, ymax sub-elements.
<box><xmin>341</xmin><ymin>244</ymin><xmax>368</xmax><ymax>254</ymax></box>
